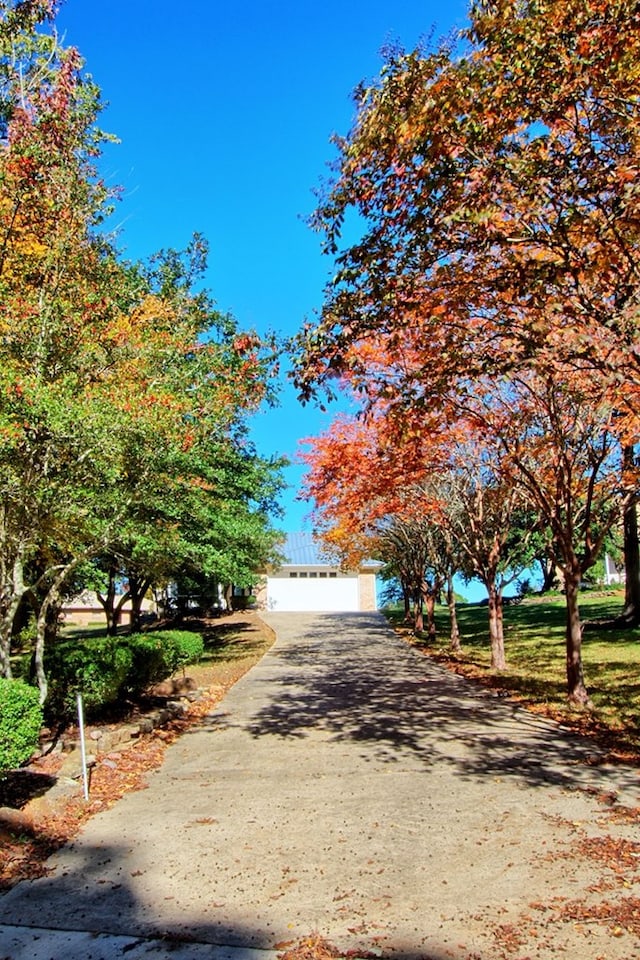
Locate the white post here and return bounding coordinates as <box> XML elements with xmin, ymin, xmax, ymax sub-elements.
<box><xmin>76</xmin><ymin>692</ymin><xmax>90</xmax><ymax>801</ymax></box>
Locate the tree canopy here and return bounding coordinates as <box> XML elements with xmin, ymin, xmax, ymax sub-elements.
<box><xmin>294</xmin><ymin>0</ymin><xmax>640</xmax><ymax>702</ymax></box>
<box><xmin>0</xmin><ymin>1</ymin><xmax>285</xmax><ymax>700</ymax></box>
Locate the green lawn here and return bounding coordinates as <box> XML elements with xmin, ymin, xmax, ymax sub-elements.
<box><xmin>386</xmin><ymin>588</ymin><xmax>640</xmax><ymax>753</ymax></box>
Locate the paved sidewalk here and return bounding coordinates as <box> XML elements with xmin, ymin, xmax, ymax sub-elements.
<box><xmin>1</xmin><ymin>612</ymin><xmax>639</xmax><ymax>959</ymax></box>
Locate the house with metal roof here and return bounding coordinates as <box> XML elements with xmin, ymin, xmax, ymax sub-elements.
<box><xmin>256</xmin><ymin>532</ymin><xmax>379</xmax><ymax>612</ymax></box>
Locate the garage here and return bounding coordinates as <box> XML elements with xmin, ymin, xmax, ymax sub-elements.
<box><xmin>258</xmin><ymin>533</ymin><xmax>378</xmax><ymax>613</ymax></box>
<box><xmin>266</xmin><ymin>572</ymin><xmax>360</xmax><ymax>612</ymax></box>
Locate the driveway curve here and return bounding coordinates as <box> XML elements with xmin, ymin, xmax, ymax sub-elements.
<box><xmin>1</xmin><ymin>611</ymin><xmax>639</xmax><ymax>960</ymax></box>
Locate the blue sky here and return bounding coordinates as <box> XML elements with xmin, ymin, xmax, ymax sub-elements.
<box><xmin>56</xmin><ymin>0</ymin><xmax>469</xmax><ymax>531</ymax></box>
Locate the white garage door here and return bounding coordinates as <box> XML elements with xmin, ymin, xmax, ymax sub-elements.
<box><xmin>266</xmin><ymin>576</ymin><xmax>359</xmax><ymax>612</ymax></box>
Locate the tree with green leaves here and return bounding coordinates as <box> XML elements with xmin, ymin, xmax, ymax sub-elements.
<box><xmin>0</xmin><ymin>3</ymin><xmax>284</xmax><ymax>702</ymax></box>
<box><xmin>0</xmin><ymin>0</ymin><xmax>132</xmax><ymax>684</ymax></box>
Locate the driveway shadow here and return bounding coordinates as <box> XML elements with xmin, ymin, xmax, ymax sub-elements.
<box><xmin>248</xmin><ymin>613</ymin><xmax>639</xmax><ymax>798</ymax></box>
<box><xmin>0</xmin><ymin>836</ymin><xmax>479</xmax><ymax>960</ymax></box>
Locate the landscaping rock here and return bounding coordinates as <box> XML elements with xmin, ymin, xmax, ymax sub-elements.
<box><xmin>99</xmin><ymin>726</ymin><xmax>139</xmax><ymax>752</ymax></box>
<box><xmin>148</xmin><ymin>676</ymin><xmax>197</xmax><ymax>698</ymax></box>
<box><xmin>166</xmin><ymin>700</ymin><xmax>188</xmax><ymax>717</ymax></box>
<box><xmin>0</xmin><ymin>806</ymin><xmax>33</xmax><ymax>834</ymax></box>
<box><xmin>58</xmin><ymin>750</ymin><xmax>95</xmax><ymax>781</ymax></box>
<box><xmin>24</xmin><ymin>777</ymin><xmax>83</xmax><ymax>820</ymax></box>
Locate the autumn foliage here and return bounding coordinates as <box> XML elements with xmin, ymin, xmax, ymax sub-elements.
<box><xmin>295</xmin><ymin>0</ymin><xmax>640</xmax><ymax>702</ymax></box>
<box><xmin>0</xmin><ymin>2</ymin><xmax>283</xmax><ymax>703</ymax></box>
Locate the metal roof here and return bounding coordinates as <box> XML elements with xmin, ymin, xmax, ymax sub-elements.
<box><xmin>282</xmin><ymin>532</ymin><xmax>331</xmax><ymax>566</ymax></box>
<box><xmin>281</xmin><ymin>532</ymin><xmax>381</xmax><ymax>569</ymax></box>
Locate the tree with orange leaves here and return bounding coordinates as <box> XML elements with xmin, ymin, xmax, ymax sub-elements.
<box><xmin>302</xmin><ymin>346</ymin><xmax>628</xmax><ymax>700</ymax></box>
<box><xmin>481</xmin><ymin>371</ymin><xmax>628</xmax><ymax>701</ymax></box>
<box><xmin>297</xmin><ymin>0</ymin><xmax>640</xmax><ymax>418</ymax></box>
<box><xmin>434</xmin><ymin>457</ymin><xmax>533</xmax><ymax>671</ymax></box>
<box><xmin>0</xmin><ymin>3</ymin><xmax>283</xmax><ymax>700</ymax></box>
<box><xmin>301</xmin><ymin>404</ymin><xmax>538</xmax><ymax>667</ymax></box>
<box><xmin>300</xmin><ymin>409</ymin><xmax>451</xmax><ymax>637</ymax></box>
<box><xmin>295</xmin><ymin>0</ymin><xmax>639</xmax><ymax>701</ymax></box>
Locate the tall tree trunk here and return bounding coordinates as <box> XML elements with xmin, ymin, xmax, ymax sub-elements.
<box><xmin>446</xmin><ymin>571</ymin><xmax>461</xmax><ymax>652</ymax></box>
<box><xmin>0</xmin><ymin>554</ymin><xmax>27</xmax><ymax>679</ymax></box>
<box><xmin>97</xmin><ymin>563</ymin><xmax>121</xmax><ymax>636</ymax></box>
<box><xmin>487</xmin><ymin>582</ymin><xmax>506</xmax><ymax>670</ymax></box>
<box><xmin>538</xmin><ymin>550</ymin><xmax>559</xmax><ymax>592</ymax></box>
<box><xmin>402</xmin><ymin>579</ymin><xmax>412</xmax><ymax>623</ymax></box>
<box><xmin>423</xmin><ymin>584</ymin><xmax>437</xmax><ymax>641</ymax></box>
<box><xmin>33</xmin><ymin>562</ymin><xmax>79</xmax><ymax>704</ymax></box>
<box><xmin>413</xmin><ymin>589</ymin><xmax>424</xmax><ymax>633</ymax></box>
<box><xmin>223</xmin><ymin>583</ymin><xmax>233</xmax><ymax>614</ymax></box>
<box><xmin>622</xmin><ymin>496</ymin><xmax>640</xmax><ymax>626</ymax></box>
<box><xmin>0</xmin><ymin>609</ymin><xmax>15</xmax><ymax>678</ymax></box>
<box><xmin>563</xmin><ymin>565</ymin><xmax>589</xmax><ymax>704</ymax></box>
<box><xmin>34</xmin><ymin>592</ymin><xmax>58</xmax><ymax>705</ymax></box>
<box><xmin>128</xmin><ymin>575</ymin><xmax>151</xmax><ymax>634</ymax></box>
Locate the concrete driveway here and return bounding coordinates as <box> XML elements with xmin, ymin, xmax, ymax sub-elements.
<box><xmin>1</xmin><ymin>611</ymin><xmax>639</xmax><ymax>959</ymax></box>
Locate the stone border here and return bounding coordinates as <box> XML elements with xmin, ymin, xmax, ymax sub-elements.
<box><xmin>0</xmin><ymin>682</ymin><xmax>207</xmax><ymax>830</ymax></box>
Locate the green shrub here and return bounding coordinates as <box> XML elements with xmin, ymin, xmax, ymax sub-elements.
<box><xmin>0</xmin><ymin>679</ymin><xmax>43</xmax><ymax>774</ymax></box>
<box><xmin>45</xmin><ymin>638</ymin><xmax>134</xmax><ymax>720</ymax></box>
<box><xmin>160</xmin><ymin>630</ymin><xmax>205</xmax><ymax>673</ymax></box>
<box><xmin>44</xmin><ymin>630</ymin><xmax>204</xmax><ymax>721</ymax></box>
<box><xmin>123</xmin><ymin>632</ymin><xmax>174</xmax><ymax>695</ymax></box>
<box><xmin>122</xmin><ymin>630</ymin><xmax>204</xmax><ymax>695</ymax></box>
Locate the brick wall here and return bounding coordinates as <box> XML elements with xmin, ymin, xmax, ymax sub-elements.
<box><xmin>358</xmin><ymin>573</ymin><xmax>377</xmax><ymax>611</ymax></box>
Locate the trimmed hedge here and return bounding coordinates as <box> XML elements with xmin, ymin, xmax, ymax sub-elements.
<box><xmin>158</xmin><ymin>630</ymin><xmax>205</xmax><ymax>672</ymax></box>
<box><xmin>0</xmin><ymin>678</ymin><xmax>43</xmax><ymax>774</ymax></box>
<box><xmin>45</xmin><ymin>638</ymin><xmax>134</xmax><ymax>720</ymax></box>
<box><xmin>123</xmin><ymin>631</ymin><xmax>205</xmax><ymax>696</ymax></box>
<box><xmin>45</xmin><ymin>630</ymin><xmax>205</xmax><ymax>720</ymax></box>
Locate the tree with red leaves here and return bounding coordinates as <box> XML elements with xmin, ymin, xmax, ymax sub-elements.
<box><xmin>294</xmin><ymin>0</ymin><xmax>640</xmax><ymax>701</ymax></box>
